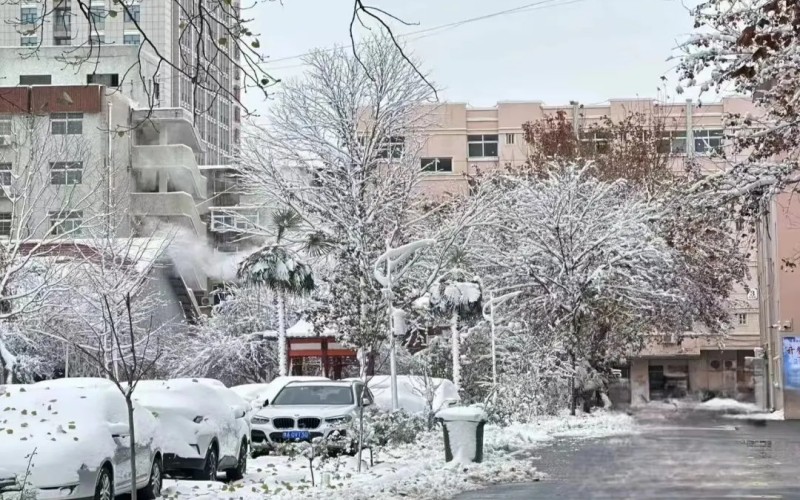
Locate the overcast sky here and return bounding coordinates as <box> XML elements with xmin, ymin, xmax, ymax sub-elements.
<box><xmin>247</xmin><ymin>0</ymin><xmax>700</xmax><ymax>113</ymax></box>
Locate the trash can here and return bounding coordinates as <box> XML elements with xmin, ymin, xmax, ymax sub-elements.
<box><xmin>435</xmin><ymin>406</ymin><xmax>488</xmax><ymax>463</ymax></box>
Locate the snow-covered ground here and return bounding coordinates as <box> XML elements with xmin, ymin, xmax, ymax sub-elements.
<box><xmin>160</xmin><ymin>410</ymin><xmax>636</xmax><ymax>500</ymax></box>
<box><xmin>640</xmin><ymin>398</ymin><xmax>784</xmax><ymax>420</ymax></box>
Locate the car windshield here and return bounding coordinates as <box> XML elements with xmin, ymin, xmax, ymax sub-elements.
<box><xmin>271</xmin><ymin>385</ymin><xmax>354</xmax><ymax>405</ymax></box>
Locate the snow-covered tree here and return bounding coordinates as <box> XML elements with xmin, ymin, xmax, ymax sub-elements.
<box><xmin>239</xmin><ymin>36</ymin><xmax>439</xmax><ymax>371</ymax></box>
<box><xmin>163</xmin><ymin>285</ymin><xmax>280</xmax><ymax>385</ymax></box>
<box><xmin>238</xmin><ymin>209</ymin><xmax>316</xmax><ymax>376</ymax></box>
<box><xmin>676</xmin><ymin>0</ymin><xmax>800</xmax><ymax>203</ymax></box>
<box><xmin>470</xmin><ymin>165</ymin><xmax>687</xmax><ymax>414</ymax></box>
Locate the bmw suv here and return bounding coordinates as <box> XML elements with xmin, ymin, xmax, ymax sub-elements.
<box><xmin>250</xmin><ymin>380</ymin><xmax>373</xmax><ymax>455</ymax></box>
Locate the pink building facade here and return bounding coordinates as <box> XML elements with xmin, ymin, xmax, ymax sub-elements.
<box><xmin>417</xmin><ymin>98</ymin><xmax>798</xmax><ymax>408</ymax></box>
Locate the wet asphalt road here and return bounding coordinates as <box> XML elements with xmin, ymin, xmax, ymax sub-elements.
<box><xmin>458</xmin><ymin>409</ymin><xmax>800</xmax><ymax>499</ymax></box>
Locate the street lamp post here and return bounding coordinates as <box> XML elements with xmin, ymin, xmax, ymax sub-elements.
<box><xmin>374</xmin><ymin>239</ymin><xmax>435</xmax><ymax>412</ymax></box>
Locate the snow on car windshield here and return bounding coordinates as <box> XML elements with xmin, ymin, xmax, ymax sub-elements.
<box><xmin>272</xmin><ymin>385</ymin><xmax>353</xmax><ymax>405</ymax></box>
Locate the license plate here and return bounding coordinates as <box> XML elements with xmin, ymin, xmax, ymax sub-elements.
<box><xmin>283</xmin><ymin>431</ymin><xmax>310</xmax><ymax>441</ymax></box>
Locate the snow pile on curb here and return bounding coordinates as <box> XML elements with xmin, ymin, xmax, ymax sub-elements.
<box><xmin>697</xmin><ymin>398</ymin><xmax>760</xmax><ymax>414</ymax></box>
<box><xmin>162</xmin><ymin>410</ymin><xmax>635</xmax><ymax>500</ymax></box>
<box><xmin>724</xmin><ymin>409</ymin><xmax>784</xmax><ymax>421</ymax></box>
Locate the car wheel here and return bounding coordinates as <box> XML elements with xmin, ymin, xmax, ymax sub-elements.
<box><xmin>226</xmin><ymin>440</ymin><xmax>248</xmax><ymax>481</ymax></box>
<box><xmin>93</xmin><ymin>466</ymin><xmax>114</xmax><ymax>500</ymax></box>
<box><xmin>139</xmin><ymin>458</ymin><xmax>163</xmax><ymax>499</ymax></box>
<box><xmin>193</xmin><ymin>447</ymin><xmax>218</xmax><ymax>481</ymax></box>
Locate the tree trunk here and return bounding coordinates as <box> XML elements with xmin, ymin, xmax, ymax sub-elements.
<box><xmin>277</xmin><ymin>293</ymin><xmax>287</xmax><ymax>376</ymax></box>
<box><xmin>451</xmin><ymin>312</ymin><xmax>460</xmax><ymax>392</ymax></box>
<box><xmin>569</xmin><ymin>351</ymin><xmax>577</xmax><ymax>416</ymax></box>
<box><xmin>126</xmin><ymin>397</ymin><xmax>138</xmax><ymax>500</ymax></box>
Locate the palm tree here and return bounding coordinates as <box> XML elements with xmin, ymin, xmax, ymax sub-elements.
<box><xmin>237</xmin><ymin>209</ymin><xmax>319</xmax><ymax>376</ymax></box>
<box><xmin>427</xmin><ymin>269</ymin><xmax>482</xmax><ymax>392</ymax></box>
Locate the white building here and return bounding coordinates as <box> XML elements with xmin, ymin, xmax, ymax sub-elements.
<box><xmin>0</xmin><ymin>0</ymin><xmax>241</xmax><ymax>165</ymax></box>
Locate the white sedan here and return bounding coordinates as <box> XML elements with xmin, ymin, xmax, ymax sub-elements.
<box><xmin>0</xmin><ymin>383</ymin><xmax>163</xmax><ymax>500</ymax></box>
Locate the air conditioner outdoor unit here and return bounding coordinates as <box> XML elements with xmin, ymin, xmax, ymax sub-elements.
<box><xmin>0</xmin><ymin>136</ymin><xmax>10</xmax><ymax>147</ymax></box>
<box><xmin>200</xmin><ymin>296</ymin><xmax>211</xmax><ymax>306</ymax></box>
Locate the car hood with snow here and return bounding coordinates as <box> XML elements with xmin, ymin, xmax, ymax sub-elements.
<box><xmin>254</xmin><ymin>404</ymin><xmax>356</xmax><ymax>420</ymax></box>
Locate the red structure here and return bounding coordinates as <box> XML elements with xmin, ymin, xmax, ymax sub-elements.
<box><xmin>287</xmin><ymin>337</ymin><xmax>359</xmax><ymax>379</ymax></box>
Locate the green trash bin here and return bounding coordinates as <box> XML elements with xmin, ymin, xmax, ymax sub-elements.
<box><xmin>436</xmin><ymin>406</ymin><xmax>488</xmax><ymax>463</ymax></box>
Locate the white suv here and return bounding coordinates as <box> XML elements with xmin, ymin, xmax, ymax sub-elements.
<box><xmin>250</xmin><ymin>380</ymin><xmax>373</xmax><ymax>455</ymax></box>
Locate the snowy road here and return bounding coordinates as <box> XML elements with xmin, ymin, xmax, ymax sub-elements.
<box><xmin>457</xmin><ymin>410</ymin><xmax>800</xmax><ymax>499</ymax></box>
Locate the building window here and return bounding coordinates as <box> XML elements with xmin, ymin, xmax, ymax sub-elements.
<box><xmin>53</xmin><ymin>1</ymin><xmax>71</xmax><ymax>45</ymax></box>
<box><xmin>88</xmin><ymin>33</ymin><xmax>105</xmax><ymax>45</ymax></box>
<box><xmin>20</xmin><ymin>36</ymin><xmax>38</xmax><ymax>47</ymax></box>
<box><xmin>658</xmin><ymin>130</ymin><xmax>687</xmax><ymax>154</ymax></box>
<box><xmin>0</xmin><ymin>163</ymin><xmax>11</xmax><ymax>187</ymax></box>
<box><xmin>50</xmin><ymin>113</ymin><xmax>83</xmax><ymax>135</ymax></box>
<box><xmin>694</xmin><ymin>129</ymin><xmax>724</xmax><ymax>155</ymax></box>
<box><xmin>211</xmin><ymin>211</ymin><xmax>255</xmax><ymax>232</ymax></box>
<box><xmin>123</xmin><ymin>33</ymin><xmax>140</xmax><ymax>45</ymax></box>
<box><xmin>123</xmin><ymin>4</ymin><xmax>140</xmax><ymax>22</ymax></box>
<box><xmin>87</xmin><ymin>73</ymin><xmax>119</xmax><ymax>87</ymax></box>
<box><xmin>0</xmin><ymin>117</ymin><xmax>11</xmax><ymax>136</ymax></box>
<box><xmin>19</xmin><ymin>74</ymin><xmax>51</xmax><ymax>85</ymax></box>
<box><xmin>89</xmin><ymin>4</ymin><xmax>106</xmax><ymax>31</ymax></box>
<box><xmin>50</xmin><ymin>210</ymin><xmax>82</xmax><ymax>235</ymax></box>
<box><xmin>737</xmin><ymin>313</ymin><xmax>748</xmax><ymax>326</ymax></box>
<box><xmin>20</xmin><ymin>7</ymin><xmax>37</xmax><ymax>24</ymax></box>
<box><xmin>50</xmin><ymin>161</ymin><xmax>83</xmax><ymax>184</ymax></box>
<box><xmin>420</xmin><ymin>157</ymin><xmax>453</xmax><ymax>173</ymax></box>
<box><xmin>467</xmin><ymin>134</ymin><xmax>498</xmax><ymax>158</ymax></box>
<box><xmin>0</xmin><ymin>213</ymin><xmax>11</xmax><ymax>236</ymax></box>
<box><xmin>505</xmin><ymin>133</ymin><xmax>516</xmax><ymax>145</ymax></box>
<box><xmin>54</xmin><ymin>36</ymin><xmax>71</xmax><ymax>46</ymax></box>
<box><xmin>377</xmin><ymin>136</ymin><xmax>404</xmax><ymax>159</ymax></box>
<box><xmin>579</xmin><ymin>130</ymin><xmax>612</xmax><ymax>154</ymax></box>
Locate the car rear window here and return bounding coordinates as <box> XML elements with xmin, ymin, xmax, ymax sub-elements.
<box><xmin>272</xmin><ymin>386</ymin><xmax>354</xmax><ymax>405</ymax></box>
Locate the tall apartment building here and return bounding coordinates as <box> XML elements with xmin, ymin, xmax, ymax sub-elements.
<box><xmin>0</xmin><ymin>83</ymin><xmax>210</xmax><ymax>321</ymax></box>
<box><xmin>417</xmin><ymin>98</ymin><xmax>800</xmax><ymax>407</ymax></box>
<box><xmin>0</xmin><ymin>0</ymin><xmax>242</xmax><ymax>165</ymax></box>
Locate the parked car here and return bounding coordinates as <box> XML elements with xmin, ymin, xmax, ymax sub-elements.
<box><xmin>0</xmin><ymin>383</ymin><xmax>163</xmax><ymax>500</ymax></box>
<box><xmin>250</xmin><ymin>380</ymin><xmax>373</xmax><ymax>455</ymax></box>
<box><xmin>362</xmin><ymin>375</ymin><xmax>460</xmax><ymax>415</ymax></box>
<box><xmin>233</xmin><ymin>376</ymin><xmax>330</xmax><ymax>409</ymax></box>
<box><xmin>133</xmin><ymin>379</ymin><xmax>249</xmax><ymax>482</ymax></box>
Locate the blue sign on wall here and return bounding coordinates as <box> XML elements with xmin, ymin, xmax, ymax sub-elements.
<box><xmin>783</xmin><ymin>336</ymin><xmax>800</xmax><ymax>390</ymax></box>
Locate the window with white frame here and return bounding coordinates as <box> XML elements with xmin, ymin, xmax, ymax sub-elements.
<box><xmin>89</xmin><ymin>3</ymin><xmax>106</xmax><ymax>30</ymax></box>
<box><xmin>50</xmin><ymin>210</ymin><xmax>82</xmax><ymax>235</ymax></box>
<box><xmin>50</xmin><ymin>161</ymin><xmax>83</xmax><ymax>184</ymax></box>
<box><xmin>505</xmin><ymin>133</ymin><xmax>516</xmax><ymax>145</ymax></box>
<box><xmin>123</xmin><ymin>3</ymin><xmax>140</xmax><ymax>22</ymax></box>
<box><xmin>20</xmin><ymin>6</ymin><xmax>37</xmax><ymax>24</ymax></box>
<box><xmin>20</xmin><ymin>36</ymin><xmax>38</xmax><ymax>46</ymax></box>
<box><xmin>50</xmin><ymin>113</ymin><xmax>82</xmax><ymax>135</ymax></box>
<box><xmin>420</xmin><ymin>157</ymin><xmax>453</xmax><ymax>173</ymax></box>
<box><xmin>377</xmin><ymin>136</ymin><xmax>404</xmax><ymax>159</ymax></box>
<box><xmin>737</xmin><ymin>313</ymin><xmax>748</xmax><ymax>326</ymax></box>
<box><xmin>211</xmin><ymin>210</ymin><xmax>255</xmax><ymax>232</ymax></box>
<box><xmin>0</xmin><ymin>163</ymin><xmax>12</xmax><ymax>186</ymax></box>
<box><xmin>694</xmin><ymin>129</ymin><xmax>724</xmax><ymax>155</ymax></box>
<box><xmin>658</xmin><ymin>130</ymin><xmax>687</xmax><ymax>154</ymax></box>
<box><xmin>579</xmin><ymin>129</ymin><xmax>612</xmax><ymax>154</ymax></box>
<box><xmin>0</xmin><ymin>213</ymin><xmax>11</xmax><ymax>237</ymax></box>
<box><xmin>468</xmin><ymin>134</ymin><xmax>498</xmax><ymax>158</ymax></box>
<box><xmin>0</xmin><ymin>117</ymin><xmax>11</xmax><ymax>136</ymax></box>
<box><xmin>123</xmin><ymin>33</ymin><xmax>140</xmax><ymax>45</ymax></box>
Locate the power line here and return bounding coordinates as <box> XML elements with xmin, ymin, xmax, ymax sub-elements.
<box><xmin>263</xmin><ymin>0</ymin><xmax>591</xmax><ymax>69</ymax></box>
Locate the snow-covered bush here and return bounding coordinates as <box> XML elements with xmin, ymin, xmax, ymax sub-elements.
<box><xmin>353</xmin><ymin>407</ymin><xmax>427</xmax><ymax>447</ymax></box>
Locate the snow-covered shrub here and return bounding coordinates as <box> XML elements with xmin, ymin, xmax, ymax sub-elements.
<box><xmin>353</xmin><ymin>408</ymin><xmax>427</xmax><ymax>447</ymax></box>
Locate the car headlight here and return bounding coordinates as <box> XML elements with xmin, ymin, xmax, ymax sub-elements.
<box><xmin>251</xmin><ymin>416</ymin><xmax>270</xmax><ymax>424</ymax></box>
<box><xmin>324</xmin><ymin>415</ymin><xmax>352</xmax><ymax>424</ymax></box>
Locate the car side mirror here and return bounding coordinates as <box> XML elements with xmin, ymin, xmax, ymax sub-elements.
<box><xmin>109</xmin><ymin>422</ymin><xmax>130</xmax><ymax>438</ymax></box>
<box><xmin>233</xmin><ymin>407</ymin><xmax>246</xmax><ymax>419</ymax></box>
<box><xmin>361</xmin><ymin>396</ymin><xmax>371</xmax><ymax>407</ymax></box>
<box><xmin>262</xmin><ymin>399</ymin><xmax>269</xmax><ymax>408</ymax></box>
